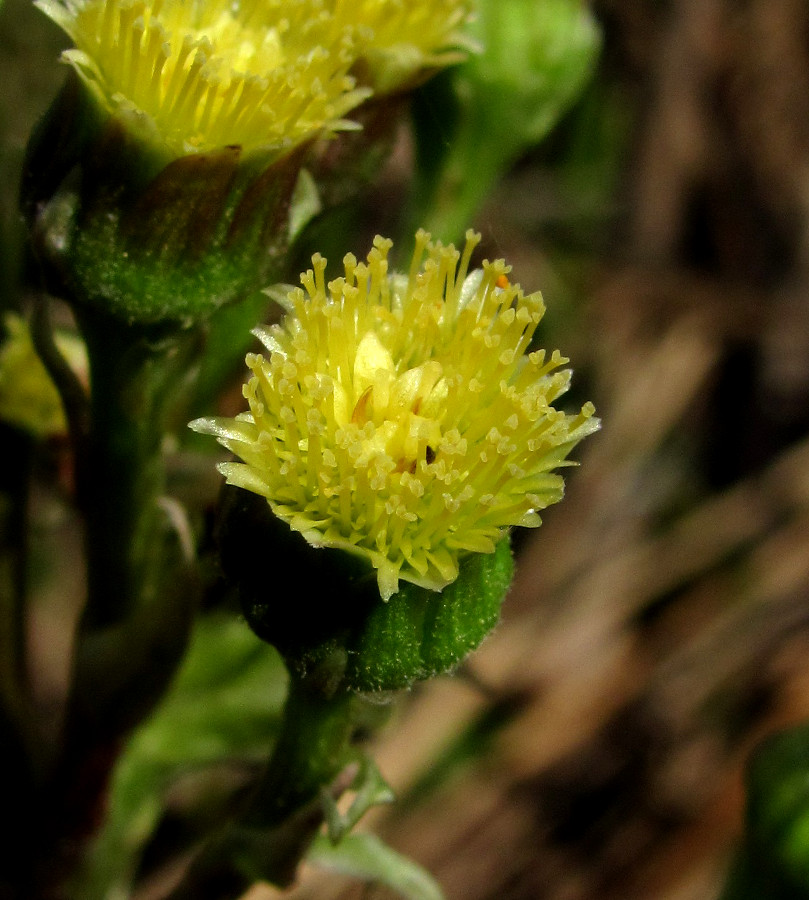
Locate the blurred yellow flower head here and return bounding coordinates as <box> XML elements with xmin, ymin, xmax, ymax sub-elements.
<box><xmin>0</xmin><ymin>314</ymin><xmax>86</xmax><ymax>439</ymax></box>
<box><xmin>335</xmin><ymin>0</ymin><xmax>473</xmax><ymax>93</ymax></box>
<box><xmin>36</xmin><ymin>0</ymin><xmax>472</xmax><ymax>158</ymax></box>
<box><xmin>36</xmin><ymin>0</ymin><xmax>369</xmax><ymax>157</ymax></box>
<box><xmin>192</xmin><ymin>231</ymin><xmax>598</xmax><ymax>601</ymax></box>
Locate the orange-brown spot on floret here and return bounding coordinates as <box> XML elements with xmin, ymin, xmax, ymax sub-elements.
<box><xmin>351</xmin><ymin>385</ymin><xmax>373</xmax><ymax>425</ymax></box>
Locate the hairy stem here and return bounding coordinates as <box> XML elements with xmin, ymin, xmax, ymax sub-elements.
<box><xmin>167</xmin><ymin>675</ymin><xmax>357</xmax><ymax>900</ymax></box>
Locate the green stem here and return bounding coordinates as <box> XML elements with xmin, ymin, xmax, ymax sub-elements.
<box><xmin>167</xmin><ymin>675</ymin><xmax>357</xmax><ymax>900</ymax></box>
<box><xmin>29</xmin><ymin>308</ymin><xmax>200</xmax><ymax>896</ymax></box>
<box><xmin>31</xmin><ymin>294</ymin><xmax>91</xmax><ymax>465</ymax></box>
<box><xmin>63</xmin><ymin>303</ymin><xmax>200</xmax><ymax>740</ymax></box>
<box><xmin>251</xmin><ymin>675</ymin><xmax>356</xmax><ymax>829</ymax></box>
<box><xmin>415</xmin><ymin>106</ymin><xmax>515</xmax><ymax>246</ymax></box>
<box><xmin>77</xmin><ymin>308</ymin><xmax>185</xmax><ymax>626</ymax></box>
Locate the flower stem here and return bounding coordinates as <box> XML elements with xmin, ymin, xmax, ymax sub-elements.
<box><xmin>167</xmin><ymin>674</ymin><xmax>357</xmax><ymax>899</ymax></box>
<box><xmin>76</xmin><ymin>308</ymin><xmax>187</xmax><ymax>625</ymax></box>
<box><xmin>34</xmin><ymin>307</ymin><xmax>200</xmax><ymax>893</ymax></box>
<box><xmin>251</xmin><ymin>674</ymin><xmax>357</xmax><ymax>829</ymax></box>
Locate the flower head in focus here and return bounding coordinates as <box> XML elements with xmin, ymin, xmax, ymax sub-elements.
<box><xmin>36</xmin><ymin>0</ymin><xmax>371</xmax><ymax>159</ymax></box>
<box><xmin>193</xmin><ymin>231</ymin><xmax>598</xmax><ymax>601</ymax></box>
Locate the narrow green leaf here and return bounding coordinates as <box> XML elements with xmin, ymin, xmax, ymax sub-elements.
<box><xmin>308</xmin><ymin>832</ymin><xmax>445</xmax><ymax>900</ymax></box>
<box><xmin>323</xmin><ymin>755</ymin><xmax>396</xmax><ymax>842</ymax></box>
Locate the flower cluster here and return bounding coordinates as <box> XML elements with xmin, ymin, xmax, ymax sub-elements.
<box><xmin>36</xmin><ymin>0</ymin><xmax>472</xmax><ymax>158</ymax></box>
<box><xmin>191</xmin><ymin>231</ymin><xmax>598</xmax><ymax>601</ymax></box>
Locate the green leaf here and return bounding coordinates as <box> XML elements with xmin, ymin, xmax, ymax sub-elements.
<box><xmin>308</xmin><ymin>832</ymin><xmax>445</xmax><ymax>900</ymax></box>
<box><xmin>67</xmin><ymin>613</ymin><xmax>288</xmax><ymax>900</ymax></box>
<box><xmin>323</xmin><ymin>755</ymin><xmax>395</xmax><ymax>842</ymax></box>
<box><xmin>721</xmin><ymin>722</ymin><xmax>809</xmax><ymax>900</ymax></box>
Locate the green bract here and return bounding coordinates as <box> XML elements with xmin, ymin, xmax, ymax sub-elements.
<box><xmin>216</xmin><ymin>485</ymin><xmax>513</xmax><ymax>694</ymax></box>
<box><xmin>22</xmin><ymin>74</ymin><xmax>306</xmax><ymax>324</ymax></box>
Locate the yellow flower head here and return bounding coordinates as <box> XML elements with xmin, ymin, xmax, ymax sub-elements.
<box><xmin>191</xmin><ymin>231</ymin><xmax>598</xmax><ymax>600</ymax></box>
<box><xmin>335</xmin><ymin>0</ymin><xmax>474</xmax><ymax>94</ymax></box>
<box><xmin>0</xmin><ymin>313</ymin><xmax>87</xmax><ymax>439</ymax></box>
<box><xmin>36</xmin><ymin>0</ymin><xmax>372</xmax><ymax>157</ymax></box>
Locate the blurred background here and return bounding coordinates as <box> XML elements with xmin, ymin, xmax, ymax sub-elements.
<box><xmin>6</xmin><ymin>0</ymin><xmax>809</xmax><ymax>898</ymax></box>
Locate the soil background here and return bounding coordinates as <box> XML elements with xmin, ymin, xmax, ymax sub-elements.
<box><xmin>266</xmin><ymin>1</ymin><xmax>809</xmax><ymax>897</ymax></box>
